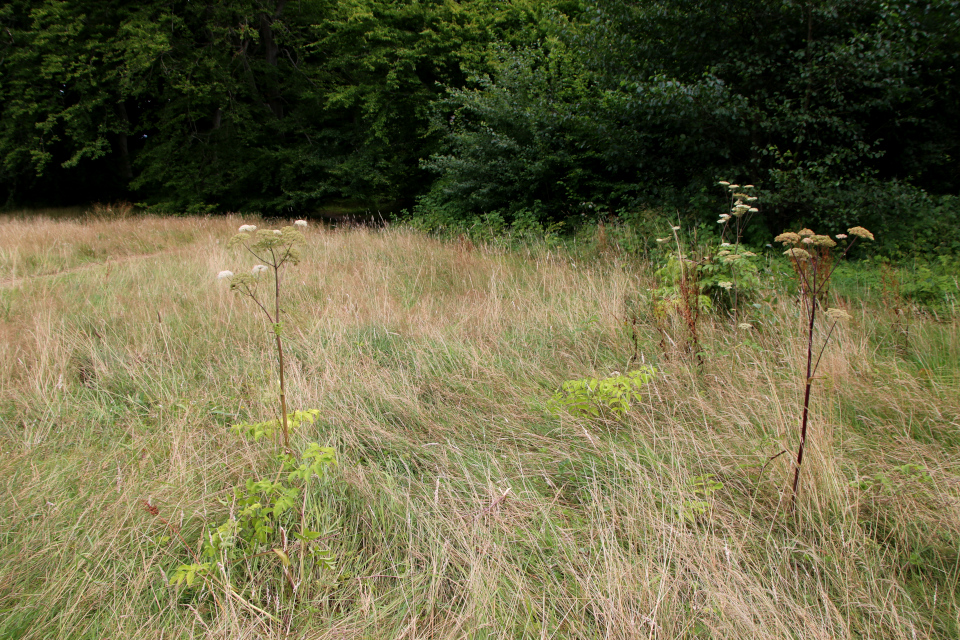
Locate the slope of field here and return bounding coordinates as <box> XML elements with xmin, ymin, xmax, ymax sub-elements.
<box><xmin>0</xmin><ymin>215</ymin><xmax>958</xmax><ymax>639</ymax></box>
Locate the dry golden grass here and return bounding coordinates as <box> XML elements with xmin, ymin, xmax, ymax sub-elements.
<box><xmin>0</xmin><ymin>215</ymin><xmax>957</xmax><ymax>639</ymax></box>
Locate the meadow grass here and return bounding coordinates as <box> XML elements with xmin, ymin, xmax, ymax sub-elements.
<box><xmin>0</xmin><ymin>215</ymin><xmax>958</xmax><ymax>639</ymax></box>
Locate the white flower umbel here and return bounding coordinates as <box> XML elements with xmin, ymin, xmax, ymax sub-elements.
<box><xmin>238</xmin><ymin>225</ymin><xmax>257</xmax><ymax>233</ymax></box>
<box><xmin>223</xmin><ymin>224</ymin><xmax>308</xmax><ymax>450</ymax></box>
<box><xmin>217</xmin><ymin>270</ymin><xmax>234</xmax><ymax>280</ymax></box>
<box><xmin>294</xmin><ymin>219</ymin><xmax>308</xmax><ymax>227</ymax></box>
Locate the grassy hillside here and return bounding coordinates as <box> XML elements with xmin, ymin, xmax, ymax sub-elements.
<box><xmin>0</xmin><ymin>214</ymin><xmax>958</xmax><ymax>639</ymax></box>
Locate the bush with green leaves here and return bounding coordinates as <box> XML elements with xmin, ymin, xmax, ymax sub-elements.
<box><xmin>547</xmin><ymin>368</ymin><xmax>656</xmax><ymax>418</ymax></box>
<box><xmin>169</xmin><ymin>438</ymin><xmax>336</xmax><ymax>590</ymax></box>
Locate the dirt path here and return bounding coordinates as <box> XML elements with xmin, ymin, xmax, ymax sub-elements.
<box><xmin>0</xmin><ymin>245</ymin><xmax>193</xmax><ymax>290</ymax></box>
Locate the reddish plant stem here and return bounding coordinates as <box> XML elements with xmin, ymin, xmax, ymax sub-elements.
<box><xmin>791</xmin><ymin>256</ymin><xmax>820</xmax><ymax>506</ymax></box>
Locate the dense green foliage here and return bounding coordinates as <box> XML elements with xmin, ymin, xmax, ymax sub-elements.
<box><xmin>2</xmin><ymin>0</ymin><xmax>959</xmax><ymax>253</ymax></box>
<box><xmin>0</xmin><ymin>0</ymin><xmax>550</xmax><ymax>211</ymax></box>
<box><xmin>419</xmin><ymin>0</ymin><xmax>960</xmax><ymax>252</ymax></box>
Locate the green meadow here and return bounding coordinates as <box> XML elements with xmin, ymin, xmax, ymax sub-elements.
<box><xmin>0</xmin><ymin>214</ymin><xmax>958</xmax><ymax>639</ymax></box>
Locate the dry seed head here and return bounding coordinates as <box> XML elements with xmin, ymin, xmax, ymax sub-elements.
<box><xmin>784</xmin><ymin>247</ymin><xmax>811</xmax><ymax>261</ymax></box>
<box><xmin>738</xmin><ymin>322</ymin><xmax>754</xmax><ymax>330</ymax></box>
<box><xmin>774</xmin><ymin>232</ymin><xmax>800</xmax><ymax>244</ymax></box>
<box><xmin>826</xmin><ymin>307</ymin><xmax>853</xmax><ymax>321</ymax></box>
<box><xmin>848</xmin><ymin>226</ymin><xmax>874</xmax><ymax>240</ymax></box>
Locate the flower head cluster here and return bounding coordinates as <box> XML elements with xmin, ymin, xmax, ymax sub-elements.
<box><xmin>726</xmin><ymin>183</ymin><xmax>757</xmax><ymax>218</ymax></box>
<box><xmin>784</xmin><ymin>247</ymin><xmax>812</xmax><ymax>261</ymax></box>
<box><xmin>826</xmin><ymin>308</ymin><xmax>853</xmax><ymax>322</ymax></box>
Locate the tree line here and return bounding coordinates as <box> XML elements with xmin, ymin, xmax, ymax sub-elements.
<box><xmin>2</xmin><ymin>0</ymin><xmax>958</xmax><ymax>252</ymax></box>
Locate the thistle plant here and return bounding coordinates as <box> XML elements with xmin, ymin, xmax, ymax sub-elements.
<box><xmin>775</xmin><ymin>225</ymin><xmax>874</xmax><ymax>506</ymax></box>
<box><xmin>219</xmin><ymin>220</ymin><xmax>308</xmax><ymax>450</ymax></box>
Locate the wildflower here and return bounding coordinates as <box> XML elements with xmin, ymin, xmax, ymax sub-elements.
<box><xmin>738</xmin><ymin>322</ymin><xmax>754</xmax><ymax>330</ymax></box>
<box><xmin>717</xmin><ymin>250</ymin><xmax>731</xmax><ymax>257</ymax></box>
<box><xmin>847</xmin><ymin>226</ymin><xmax>874</xmax><ymax>241</ymax></box>
<box><xmin>826</xmin><ymin>308</ymin><xmax>853</xmax><ymax>322</ymax></box>
<box><xmin>744</xmin><ymin>185</ymin><xmax>755</xmax><ymax>189</ymax></box>
<box><xmin>729</xmin><ymin>184</ymin><xmax>740</xmax><ymax>190</ymax></box>
<box><xmin>802</xmin><ymin>237</ymin><xmax>814</xmax><ymax>244</ymax></box>
<box><xmin>672</xmin><ymin>225</ymin><xmax>681</xmax><ymax>231</ymax></box>
<box><xmin>741</xmin><ymin>251</ymin><xmax>756</xmax><ymax>257</ymax></box>
<box><xmin>747</xmin><ymin>196</ymin><xmax>758</xmax><ymax>202</ymax></box>
<box><xmin>294</xmin><ymin>219</ymin><xmax>308</xmax><ymax>227</ymax></box>
<box><xmin>252</xmin><ymin>264</ymin><xmax>269</xmax><ymax>275</ymax></box>
<box><xmin>273</xmin><ymin>230</ymin><xmax>282</xmax><ymax>235</ymax></box>
<box><xmin>656</xmin><ymin>237</ymin><xmax>669</xmax><ymax>243</ymax></box>
<box><xmin>775</xmin><ymin>232</ymin><xmax>800</xmax><ymax>244</ymax></box>
<box><xmin>721</xmin><ymin>242</ymin><xmax>732</xmax><ymax>247</ymax></box>
<box><xmin>835</xmin><ymin>233</ymin><xmax>848</xmax><ymax>240</ymax></box>
<box><xmin>798</xmin><ymin>228</ymin><xmax>815</xmax><ymax>237</ymax></box>
<box><xmin>812</xmin><ymin>235</ymin><xmax>836</xmax><ymax>248</ymax></box>
<box><xmin>217</xmin><ymin>270</ymin><xmax>234</xmax><ymax>280</ymax></box>
<box><xmin>748</xmin><ymin>207</ymin><xmax>759</xmax><ymax>213</ymax></box>
<box><xmin>784</xmin><ymin>247</ymin><xmax>811</xmax><ymax>261</ymax></box>
<box><xmin>238</xmin><ymin>225</ymin><xmax>257</xmax><ymax>233</ymax></box>
<box><xmin>718</xmin><ymin>181</ymin><xmax>730</xmax><ymax>186</ymax></box>
<box><xmin>717</xmin><ymin>219</ymin><xmax>727</xmax><ymax>224</ymax></box>
<box><xmin>719</xmin><ymin>281</ymin><xmax>734</xmax><ymax>290</ymax></box>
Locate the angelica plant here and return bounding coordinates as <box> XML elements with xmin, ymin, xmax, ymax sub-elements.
<box><xmin>776</xmin><ymin>226</ymin><xmax>874</xmax><ymax>506</ymax></box>
<box><xmin>219</xmin><ymin>220</ymin><xmax>308</xmax><ymax>449</ymax></box>
<box><xmin>708</xmin><ymin>181</ymin><xmax>761</xmax><ymax>322</ymax></box>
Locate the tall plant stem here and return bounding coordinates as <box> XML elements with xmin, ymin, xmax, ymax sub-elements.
<box><xmin>275</xmin><ymin>328</ymin><xmax>290</xmax><ymax>450</ymax></box>
<box><xmin>791</xmin><ymin>295</ymin><xmax>818</xmax><ymax>505</ymax></box>
<box><xmin>273</xmin><ymin>259</ymin><xmax>290</xmax><ymax>451</ymax></box>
